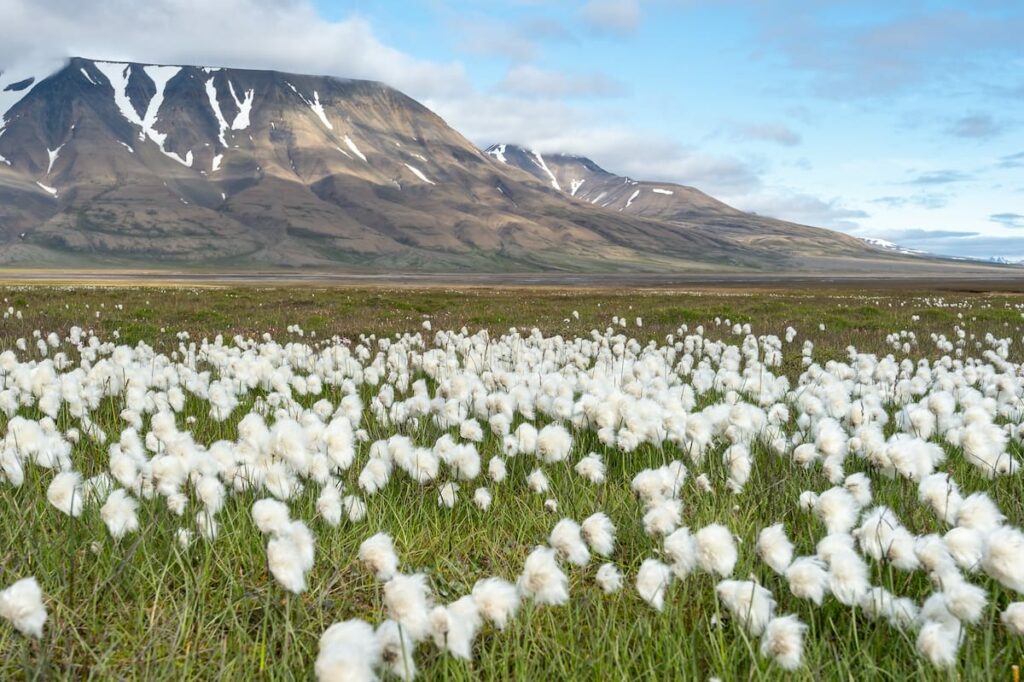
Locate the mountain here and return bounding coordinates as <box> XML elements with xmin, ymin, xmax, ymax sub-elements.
<box><xmin>0</xmin><ymin>58</ymin><xmax>1001</xmax><ymax>273</ymax></box>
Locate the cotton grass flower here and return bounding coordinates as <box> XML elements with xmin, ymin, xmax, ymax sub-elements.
<box><xmin>663</xmin><ymin>527</ymin><xmax>698</xmax><ymax>579</ymax></box>
<box><xmin>716</xmin><ymin>580</ymin><xmax>776</xmax><ymax>636</ymax></box>
<box><xmin>526</xmin><ymin>468</ymin><xmax>549</xmax><ymax>494</ymax></box>
<box><xmin>429</xmin><ymin>595</ymin><xmax>480</xmax><ymax>660</ymax></box>
<box><xmin>471</xmin><ymin>577</ymin><xmax>519</xmax><ymax>630</ymax></box>
<box><xmin>785</xmin><ymin>556</ymin><xmax>829</xmax><ymax>605</ymax></box>
<box><xmin>252</xmin><ymin>498</ymin><xmax>291</xmax><ymax>536</ymax></box>
<box><xmin>574</xmin><ymin>453</ymin><xmax>605</xmax><ymax>484</ymax></box>
<box><xmin>1001</xmin><ymin>602</ymin><xmax>1024</xmax><ymax>635</ymax></box>
<box><xmin>359</xmin><ymin>532</ymin><xmax>399</xmax><ymax>581</ymax></box>
<box><xmin>315</xmin><ymin>619</ymin><xmax>381</xmax><ymax>682</ymax></box>
<box><xmin>47</xmin><ymin>470</ymin><xmax>83</xmax><ymax>517</ymax></box>
<box><xmin>0</xmin><ymin>577</ymin><xmax>47</xmax><ymax>638</ymax></box>
<box><xmin>376</xmin><ymin>619</ymin><xmax>417</xmax><ymax>681</ymax></box>
<box><xmin>550</xmin><ymin>519</ymin><xmax>590</xmax><ymax>566</ymax></box>
<box><xmin>981</xmin><ymin>526</ymin><xmax>1024</xmax><ymax>593</ymax></box>
<box><xmin>694</xmin><ymin>524</ymin><xmax>738</xmax><ymax>577</ymax></box>
<box><xmin>756</xmin><ymin>524</ymin><xmax>794</xmax><ymax>574</ymax></box>
<box><xmin>636</xmin><ymin>559</ymin><xmax>673</xmax><ymax>611</ymax></box>
<box><xmin>518</xmin><ymin>546</ymin><xmax>569</xmax><ymax>605</ymax></box>
<box><xmin>100</xmin><ymin>489</ymin><xmax>139</xmax><ymax>539</ymax></box>
<box><xmin>760</xmin><ymin>614</ymin><xmax>806</xmax><ymax>670</ymax></box>
<box><xmin>595</xmin><ymin>563</ymin><xmax>623</xmax><ymax>594</ymax></box>
<box><xmin>581</xmin><ymin>512</ymin><xmax>616</xmax><ymax>557</ymax></box>
<box><xmin>384</xmin><ymin>573</ymin><xmax>433</xmax><ymax>640</ymax></box>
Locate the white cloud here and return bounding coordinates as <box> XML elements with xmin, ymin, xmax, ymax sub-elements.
<box><xmin>735</xmin><ymin>193</ymin><xmax>868</xmax><ymax>230</ymax></box>
<box><xmin>0</xmin><ymin>0</ymin><xmax>468</xmax><ymax>100</ymax></box>
<box><xmin>580</xmin><ymin>0</ymin><xmax>641</xmax><ymax>36</ymax></box>
<box><xmin>497</xmin><ymin>64</ymin><xmax>624</xmax><ymax>97</ymax></box>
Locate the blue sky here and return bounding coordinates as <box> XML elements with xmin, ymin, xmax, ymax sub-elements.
<box><xmin>4</xmin><ymin>0</ymin><xmax>1023</xmax><ymax>258</ymax></box>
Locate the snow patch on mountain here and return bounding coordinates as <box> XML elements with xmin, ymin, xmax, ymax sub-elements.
<box><xmin>404</xmin><ymin>164</ymin><xmax>435</xmax><ymax>185</ymax></box>
<box><xmin>205</xmin><ymin>79</ymin><xmax>230</xmax><ymax>145</ymax></box>
<box><xmin>228</xmin><ymin>81</ymin><xmax>254</xmax><ymax>130</ymax></box>
<box><xmin>486</xmin><ymin>144</ymin><xmax>507</xmax><ymax>164</ymax></box>
<box><xmin>310</xmin><ymin>91</ymin><xmax>332</xmax><ymax>130</ymax></box>
<box><xmin>94</xmin><ymin>62</ymin><xmax>193</xmax><ymax>167</ymax></box>
<box><xmin>570</xmin><ymin>178</ymin><xmax>585</xmax><ymax>196</ymax></box>
<box><xmin>652</xmin><ymin>188</ymin><xmax>674</xmax><ymax>195</ymax></box>
<box><xmin>344</xmin><ymin>135</ymin><xmax>367</xmax><ymax>162</ymax></box>
<box><xmin>79</xmin><ymin>68</ymin><xmax>97</xmax><ymax>85</ymax></box>
<box><xmin>36</xmin><ymin>181</ymin><xmax>57</xmax><ymax>196</ymax></box>
<box><xmin>46</xmin><ymin>145</ymin><xmax>63</xmax><ymax>174</ymax></box>
<box><xmin>529</xmin><ymin>149</ymin><xmax>561</xmax><ymax>191</ymax></box>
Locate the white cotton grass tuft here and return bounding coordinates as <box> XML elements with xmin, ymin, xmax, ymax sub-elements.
<box><xmin>860</xmin><ymin>587</ymin><xmax>919</xmax><ymax>629</ymax></box>
<box><xmin>642</xmin><ymin>498</ymin><xmax>681</xmax><ymax>537</ymax></box>
<box><xmin>376</xmin><ymin>619</ymin><xmax>417</xmax><ymax>681</ymax></box>
<box><xmin>756</xmin><ymin>523</ymin><xmax>794</xmax><ymax>574</ymax></box>
<box><xmin>760</xmin><ymin>614</ymin><xmax>807</xmax><ymax>671</ymax></box>
<box><xmin>100</xmin><ymin>489</ymin><xmax>139</xmax><ymax>539</ymax></box>
<box><xmin>550</xmin><ymin>518</ymin><xmax>590</xmax><ymax>566</ymax></box>
<box><xmin>785</xmin><ymin>556</ymin><xmax>829</xmax><ymax>605</ymax></box>
<box><xmin>575</xmin><ymin>453</ymin><xmax>606</xmax><ymax>484</ymax></box>
<box><xmin>384</xmin><ymin>572</ymin><xmax>433</xmax><ymax>641</ymax></box>
<box><xmin>267</xmin><ymin>521</ymin><xmax>315</xmax><ymax>594</ymax></box>
<box><xmin>595</xmin><ymin>563</ymin><xmax>623</xmax><ymax>594</ymax></box>
<box><xmin>47</xmin><ymin>470</ymin><xmax>83</xmax><ymax>517</ymax></box>
<box><xmin>980</xmin><ymin>526</ymin><xmax>1024</xmax><ymax>593</ymax></box>
<box><xmin>358</xmin><ymin>532</ymin><xmax>399</xmax><ymax>581</ymax></box>
<box><xmin>430</xmin><ymin>595</ymin><xmax>481</xmax><ymax>660</ymax></box>
<box><xmin>636</xmin><ymin>559</ymin><xmax>673</xmax><ymax>611</ymax></box>
<box><xmin>316</xmin><ymin>485</ymin><xmax>342</xmax><ymax>527</ymax></box>
<box><xmin>0</xmin><ymin>577</ymin><xmax>47</xmax><ymax>638</ymax></box>
<box><xmin>1002</xmin><ymin>602</ymin><xmax>1024</xmax><ymax>635</ymax></box>
<box><xmin>716</xmin><ymin>579</ymin><xmax>776</xmax><ymax>636</ymax></box>
<box><xmin>944</xmin><ymin>527</ymin><xmax>984</xmax><ymax>571</ymax></box>
<box><xmin>343</xmin><ymin>495</ymin><xmax>367</xmax><ymax>523</ymax></box>
<box><xmin>526</xmin><ymin>468</ymin><xmax>549</xmax><ymax>494</ymax></box>
<box><xmin>663</xmin><ymin>527</ymin><xmax>698</xmax><ymax>579</ymax></box>
<box><xmin>813</xmin><ymin>487</ymin><xmax>859</xmax><ymax>535</ymax></box>
<box><xmin>518</xmin><ymin>546</ymin><xmax>569</xmax><ymax>605</ymax></box>
<box><xmin>581</xmin><ymin>512</ymin><xmax>616</xmax><ymax>557</ymax></box>
<box><xmin>471</xmin><ymin>577</ymin><xmax>520</xmax><ymax>630</ymax></box>
<box><xmin>942</xmin><ymin>576</ymin><xmax>988</xmax><ymax>624</ymax></box>
<box><xmin>473</xmin><ymin>487</ymin><xmax>492</xmax><ymax>510</ymax></box>
<box><xmin>915</xmin><ymin>620</ymin><xmax>963</xmax><ymax>669</ymax></box>
<box><xmin>826</xmin><ymin>547</ymin><xmax>870</xmax><ymax>606</ymax></box>
<box><xmin>488</xmin><ymin>457</ymin><xmax>507</xmax><ymax>483</ymax></box>
<box><xmin>843</xmin><ymin>472</ymin><xmax>872</xmax><ymax>508</ymax></box>
<box><xmin>315</xmin><ymin>618</ymin><xmax>381</xmax><ymax>682</ymax></box>
<box><xmin>252</xmin><ymin>498</ymin><xmax>291</xmax><ymax>536</ymax></box>
<box><xmin>694</xmin><ymin>524</ymin><xmax>737</xmax><ymax>577</ymax></box>
<box><xmin>437</xmin><ymin>481</ymin><xmax>459</xmax><ymax>508</ymax></box>
<box><xmin>956</xmin><ymin>491</ymin><xmax>1005</xmax><ymax>534</ymax></box>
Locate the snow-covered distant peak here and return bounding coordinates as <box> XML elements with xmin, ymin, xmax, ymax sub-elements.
<box><xmin>859</xmin><ymin>236</ymin><xmax>926</xmax><ymax>256</ymax></box>
<box><xmin>485</xmin><ymin>143</ymin><xmax>507</xmax><ymax>164</ymax></box>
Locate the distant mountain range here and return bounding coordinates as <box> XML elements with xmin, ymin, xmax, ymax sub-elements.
<box><xmin>0</xmin><ymin>57</ymin><xmax>1008</xmax><ymax>273</ymax></box>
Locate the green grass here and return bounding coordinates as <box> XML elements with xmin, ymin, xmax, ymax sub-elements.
<box><xmin>1</xmin><ymin>285</ymin><xmax>1023</xmax><ymax>680</ymax></box>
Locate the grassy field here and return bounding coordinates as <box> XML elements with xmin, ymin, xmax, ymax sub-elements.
<box><xmin>1</xmin><ymin>285</ymin><xmax>1023</xmax><ymax>680</ymax></box>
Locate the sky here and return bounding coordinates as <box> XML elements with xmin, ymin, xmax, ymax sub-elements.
<box><xmin>1</xmin><ymin>0</ymin><xmax>1022</xmax><ymax>259</ymax></box>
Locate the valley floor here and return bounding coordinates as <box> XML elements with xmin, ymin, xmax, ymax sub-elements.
<box><xmin>1</xmin><ymin>285</ymin><xmax>1023</xmax><ymax>679</ymax></box>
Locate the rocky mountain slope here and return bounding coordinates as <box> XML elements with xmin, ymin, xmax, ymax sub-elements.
<box><xmin>0</xmin><ymin>58</ymin><xmax>993</xmax><ymax>273</ymax></box>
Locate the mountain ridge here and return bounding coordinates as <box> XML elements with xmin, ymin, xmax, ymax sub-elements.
<box><xmin>0</xmin><ymin>57</ymin><xmax>1003</xmax><ymax>274</ymax></box>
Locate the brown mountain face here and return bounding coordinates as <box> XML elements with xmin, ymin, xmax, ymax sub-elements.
<box><xmin>0</xmin><ymin>58</ymin><xmax>994</xmax><ymax>273</ymax></box>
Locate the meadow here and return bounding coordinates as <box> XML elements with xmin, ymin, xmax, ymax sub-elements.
<box><xmin>1</xmin><ymin>284</ymin><xmax>1023</xmax><ymax>680</ymax></box>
